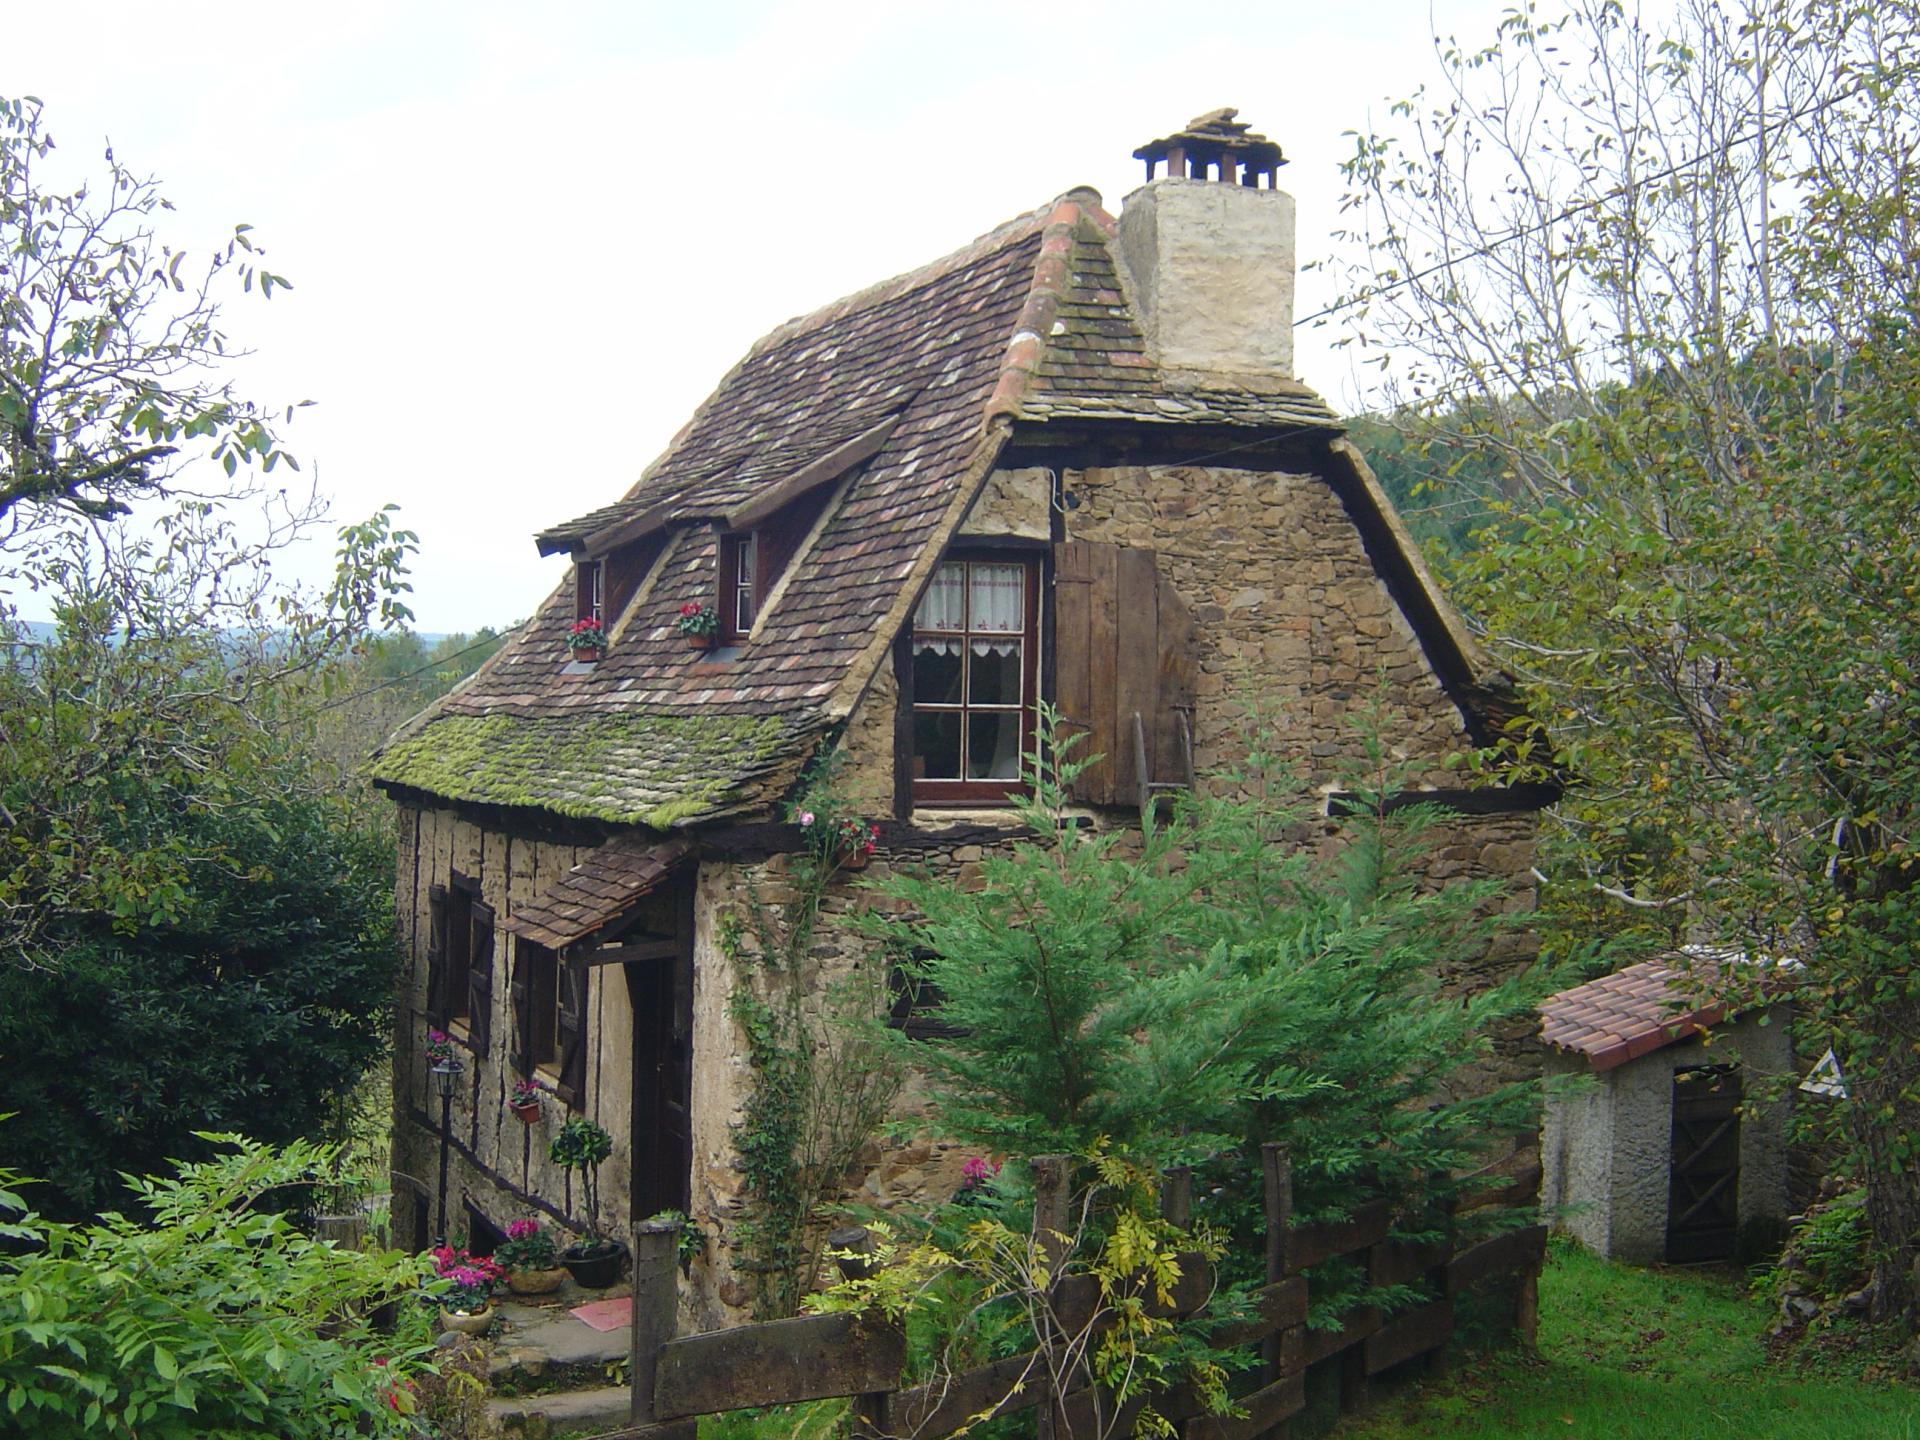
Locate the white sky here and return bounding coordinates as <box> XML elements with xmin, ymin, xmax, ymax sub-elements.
<box><xmin>9</xmin><ymin>0</ymin><xmax>1526</xmax><ymax>632</ymax></box>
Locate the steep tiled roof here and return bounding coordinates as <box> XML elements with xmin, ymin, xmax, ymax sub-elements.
<box><xmin>375</xmin><ymin>189</ymin><xmax>1349</xmax><ymax>827</ymax></box>
<box><xmin>503</xmin><ymin>835</ymin><xmax>691</xmax><ymax>950</ymax></box>
<box><xmin>1538</xmin><ymin>955</ymin><xmax>1786</xmax><ymax>1072</ymax></box>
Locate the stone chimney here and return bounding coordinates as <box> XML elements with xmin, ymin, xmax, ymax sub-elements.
<box><xmin>1116</xmin><ymin>109</ymin><xmax>1296</xmax><ymax>386</ymax></box>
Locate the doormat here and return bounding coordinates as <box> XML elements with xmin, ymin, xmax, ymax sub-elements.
<box><xmin>569</xmin><ymin>1296</ymin><xmax>632</xmax><ymax>1332</ymax></box>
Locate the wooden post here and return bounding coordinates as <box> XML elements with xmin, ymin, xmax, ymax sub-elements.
<box><xmin>1340</xmin><ymin>1241</ymin><xmax>1383</xmax><ymax>1414</ymax></box>
<box><xmin>1162</xmin><ymin>1166</ymin><xmax>1192</xmax><ymax>1230</ymax></box>
<box><xmin>1261</xmin><ymin>1142</ymin><xmax>1293</xmax><ymax>1440</ymax></box>
<box><xmin>1032</xmin><ymin>1156</ymin><xmax>1071</xmax><ymax>1440</ymax></box>
<box><xmin>1515</xmin><ymin>1264</ymin><xmax>1541</xmax><ymax>1348</ymax></box>
<box><xmin>629</xmin><ymin>1218</ymin><xmax>687</xmax><ymax>1434</ymax></box>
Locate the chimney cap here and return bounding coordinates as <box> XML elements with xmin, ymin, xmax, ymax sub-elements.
<box><xmin>1133</xmin><ymin>109</ymin><xmax>1286</xmax><ymax>184</ymax></box>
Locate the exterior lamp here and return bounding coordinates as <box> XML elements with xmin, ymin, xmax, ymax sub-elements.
<box><xmin>430</xmin><ymin>1056</ymin><xmax>464</xmax><ymax>1243</ymax></box>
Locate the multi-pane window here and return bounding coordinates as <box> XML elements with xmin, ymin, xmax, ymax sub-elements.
<box><xmin>910</xmin><ymin>556</ymin><xmax>1036</xmax><ymax>801</ymax></box>
<box><xmin>575</xmin><ymin>560</ymin><xmax>603</xmax><ymax>626</ymax></box>
<box><xmin>730</xmin><ymin>532</ymin><xmax>757</xmax><ymax>636</ymax></box>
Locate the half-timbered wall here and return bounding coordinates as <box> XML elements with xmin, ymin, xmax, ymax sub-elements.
<box><xmin>392</xmin><ymin>805</ymin><xmax>643</xmax><ymax>1253</ymax></box>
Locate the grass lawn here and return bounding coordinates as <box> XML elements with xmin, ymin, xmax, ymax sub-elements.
<box><xmin>1320</xmin><ymin>1240</ymin><xmax>1919</xmax><ymax>1440</ymax></box>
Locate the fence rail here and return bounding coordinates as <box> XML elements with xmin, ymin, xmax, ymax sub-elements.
<box><xmin>591</xmin><ymin>1149</ymin><xmax>1545</xmax><ymax>1440</ymax></box>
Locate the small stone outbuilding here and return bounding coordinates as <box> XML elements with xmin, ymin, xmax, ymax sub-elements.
<box><xmin>1540</xmin><ymin>955</ymin><xmax>1793</xmax><ymax>1264</ymax></box>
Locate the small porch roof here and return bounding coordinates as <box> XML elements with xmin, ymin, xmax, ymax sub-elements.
<box><xmin>502</xmin><ymin>835</ymin><xmax>692</xmax><ymax>950</ymax></box>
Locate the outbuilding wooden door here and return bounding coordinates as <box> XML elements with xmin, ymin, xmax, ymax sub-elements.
<box><xmin>1667</xmin><ymin>1064</ymin><xmax>1742</xmax><ymax>1262</ymax></box>
<box><xmin>625</xmin><ymin>878</ymin><xmax>694</xmax><ymax>1221</ymax></box>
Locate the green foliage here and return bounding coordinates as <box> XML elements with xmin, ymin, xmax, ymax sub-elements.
<box><xmin>810</xmin><ymin>1148</ymin><xmax>1245</xmax><ymax>1440</ymax></box>
<box><xmin>724</xmin><ymin>757</ymin><xmax>904</xmax><ymax>1318</ymax></box>
<box><xmin>549</xmin><ymin>1117</ymin><xmax>614</xmax><ymax>1242</ymax></box>
<box><xmin>0</xmin><ymin>96</ymin><xmax>299</xmax><ymax>537</ymax></box>
<box><xmin>1336</xmin><ymin>0</ymin><xmax>1920</xmax><ymax>1321</ymax></box>
<box><xmin>0</xmin><ymin>1136</ymin><xmax>436</xmax><ymax>1439</ymax></box>
<box><xmin>1764</xmin><ymin>1190</ymin><xmax>1873</xmax><ymax>1307</ymax></box>
<box><xmin>869</xmin><ymin>709</ymin><xmax>1547</xmax><ymax>1247</ymax></box>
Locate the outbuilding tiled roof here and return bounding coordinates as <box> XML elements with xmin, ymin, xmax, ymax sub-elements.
<box><xmin>374</xmin><ymin>188</ymin><xmax>1348</xmax><ymax>828</ymax></box>
<box><xmin>1538</xmin><ymin>955</ymin><xmax>1784</xmax><ymax>1072</ymax></box>
<box><xmin>502</xmin><ymin>835</ymin><xmax>691</xmax><ymax>950</ymax></box>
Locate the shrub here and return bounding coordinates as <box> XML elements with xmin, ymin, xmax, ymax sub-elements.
<box><xmin>0</xmin><ymin>1135</ymin><xmax>435</xmax><ymax>1439</ymax></box>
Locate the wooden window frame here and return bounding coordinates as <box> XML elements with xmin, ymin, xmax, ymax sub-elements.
<box><xmin>906</xmin><ymin>552</ymin><xmax>1041</xmax><ymax>806</ymax></box>
<box><xmin>717</xmin><ymin>530</ymin><xmax>761</xmax><ymax>643</ymax></box>
<box><xmin>574</xmin><ymin>559</ymin><xmax>604</xmax><ymax>626</ymax></box>
<box><xmin>510</xmin><ymin>938</ymin><xmax>563</xmax><ymax>1077</ymax></box>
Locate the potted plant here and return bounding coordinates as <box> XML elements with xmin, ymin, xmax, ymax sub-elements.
<box><xmin>428</xmin><ymin>1245</ymin><xmax>503</xmax><ymax>1335</ymax></box>
<box><xmin>425</xmin><ymin>1028</ymin><xmax>455</xmax><ymax>1067</ymax></box>
<box><xmin>549</xmin><ymin>1117</ymin><xmax>624</xmax><ymax>1288</ymax></box>
<box><xmin>798</xmin><ymin>810</ymin><xmax>881</xmax><ymax>871</ymax></box>
<box><xmin>568</xmin><ymin>616</ymin><xmax>607</xmax><ymax>661</ymax></box>
<box><xmin>675</xmin><ymin>602</ymin><xmax>720</xmax><ymax>651</ymax></box>
<box><xmin>507</xmin><ymin>1078</ymin><xmax>542</xmax><ymax>1125</ymax></box>
<box><xmin>496</xmin><ymin>1217</ymin><xmax>567</xmax><ymax>1296</ymax></box>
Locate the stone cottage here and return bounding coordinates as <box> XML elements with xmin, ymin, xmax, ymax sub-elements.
<box><xmin>372</xmin><ymin>110</ymin><xmax>1552</xmax><ymax>1323</ymax></box>
<box><xmin>1540</xmin><ymin>951</ymin><xmax>1793</xmax><ymax>1264</ymax></box>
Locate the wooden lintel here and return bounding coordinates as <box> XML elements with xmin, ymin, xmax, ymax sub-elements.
<box><xmin>581</xmin><ymin>937</ymin><xmax>680</xmax><ymax>966</ymax></box>
<box><xmin>1325</xmin><ymin>783</ymin><xmax>1563</xmax><ymax>819</ymax></box>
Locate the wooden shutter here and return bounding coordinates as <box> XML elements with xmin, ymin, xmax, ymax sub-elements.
<box><xmin>424</xmin><ymin>884</ymin><xmax>450</xmax><ymax>1027</ymax></box>
<box><xmin>1052</xmin><ymin>541</ymin><xmax>1196</xmax><ymax>806</ymax></box>
<box><xmin>555</xmin><ymin>955</ymin><xmax>588</xmax><ymax>1107</ymax></box>
<box><xmin>467</xmin><ymin>901</ymin><xmax>496</xmax><ymax>1057</ymax></box>
<box><xmin>508</xmin><ymin>941</ymin><xmax>533</xmax><ymax>1077</ymax></box>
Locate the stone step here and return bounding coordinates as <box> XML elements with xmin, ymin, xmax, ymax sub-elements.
<box><xmin>489</xmin><ymin>1383</ymin><xmax>631</xmax><ymax>1439</ymax></box>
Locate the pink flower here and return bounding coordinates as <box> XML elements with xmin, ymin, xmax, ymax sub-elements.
<box><xmin>507</xmin><ymin>1218</ymin><xmax>540</xmax><ymax>1241</ymax></box>
<box><xmin>798</xmin><ymin>811</ymin><xmax>815</xmax><ymax>827</ymax></box>
<box><xmin>960</xmin><ymin>1155</ymin><xmax>1001</xmax><ymax>1186</ymax></box>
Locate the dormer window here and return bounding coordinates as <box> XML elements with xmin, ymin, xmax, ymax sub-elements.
<box><xmin>722</xmin><ymin>531</ymin><xmax>758</xmax><ymax>641</ymax></box>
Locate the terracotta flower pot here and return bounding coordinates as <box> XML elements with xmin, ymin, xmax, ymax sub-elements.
<box><xmin>838</xmin><ymin>847</ymin><xmax>872</xmax><ymax>872</ymax></box>
<box><xmin>571</xmin><ymin>646</ymin><xmax>604</xmax><ymax>664</ymax></box>
<box><xmin>438</xmin><ymin>1303</ymin><xmax>496</xmax><ymax>1337</ymax></box>
<box><xmin>684</xmin><ymin>632</ymin><xmax>715</xmax><ymax>652</ymax></box>
<box><xmin>511</xmin><ymin>1099</ymin><xmax>541</xmax><ymax>1125</ymax></box>
<box><xmin>505</xmin><ymin>1266</ymin><xmax>567</xmax><ymax>1297</ymax></box>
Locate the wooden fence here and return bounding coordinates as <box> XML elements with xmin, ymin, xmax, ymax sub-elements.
<box><xmin>591</xmin><ymin>1148</ymin><xmax>1545</xmax><ymax>1440</ymax></box>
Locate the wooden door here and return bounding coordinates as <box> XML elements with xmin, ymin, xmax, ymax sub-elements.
<box><xmin>625</xmin><ymin>878</ymin><xmax>694</xmax><ymax>1220</ymax></box>
<box><xmin>1667</xmin><ymin>1064</ymin><xmax>1741</xmax><ymax>1262</ymax></box>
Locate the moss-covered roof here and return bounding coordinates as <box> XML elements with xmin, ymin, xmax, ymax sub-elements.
<box><xmin>369</xmin><ymin>710</ymin><xmax>820</xmax><ymax>827</ymax></box>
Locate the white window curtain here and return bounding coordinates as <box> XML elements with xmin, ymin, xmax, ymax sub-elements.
<box><xmin>969</xmin><ymin>563</ymin><xmax>1024</xmax><ymax>657</ymax></box>
<box><xmin>916</xmin><ymin>563</ymin><xmax>966</xmax><ymax>632</ymax></box>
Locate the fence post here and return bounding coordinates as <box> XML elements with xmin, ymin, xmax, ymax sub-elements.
<box><xmin>1162</xmin><ymin>1166</ymin><xmax>1192</xmax><ymax>1230</ymax></box>
<box><xmin>1032</xmin><ymin>1155</ymin><xmax>1071</xmax><ymax>1440</ymax></box>
<box><xmin>629</xmin><ymin>1217</ymin><xmax>686</xmax><ymax>1434</ymax></box>
<box><xmin>1260</xmin><ymin>1143</ymin><xmax>1293</xmax><ymax>1440</ymax></box>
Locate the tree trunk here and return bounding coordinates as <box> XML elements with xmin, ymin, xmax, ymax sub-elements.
<box><xmin>1850</xmin><ymin>993</ymin><xmax>1920</xmax><ymax>1330</ymax></box>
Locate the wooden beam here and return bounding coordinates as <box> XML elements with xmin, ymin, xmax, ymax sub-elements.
<box><xmin>1300</xmin><ymin>1307</ymin><xmax>1381</xmax><ymax>1366</ymax></box>
<box><xmin>721</xmin><ymin>417</ymin><xmax>899</xmax><ymax>531</ymax></box>
<box><xmin>1283</xmin><ymin>1199</ymin><xmax>1394</xmax><ymax>1275</ymax></box>
<box><xmin>1183</xmin><ymin>1372</ymin><xmax>1304</xmax><ymax>1440</ymax></box>
<box><xmin>653</xmin><ymin>1314</ymin><xmax>905</xmax><ymax>1418</ymax></box>
<box><xmin>583</xmin><ymin>937</ymin><xmax>680</xmax><ymax>966</ymax></box>
<box><xmin>1363</xmin><ymin>1299</ymin><xmax>1454</xmax><ymax>1375</ymax></box>
<box><xmin>1208</xmin><ymin>1276</ymin><xmax>1309</xmax><ymax>1349</ymax></box>
<box><xmin>1445</xmin><ymin>1226</ymin><xmax>1547</xmax><ymax>1297</ymax></box>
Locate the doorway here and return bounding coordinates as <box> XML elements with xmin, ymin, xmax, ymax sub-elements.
<box><xmin>1667</xmin><ymin>1064</ymin><xmax>1741</xmax><ymax>1262</ymax></box>
<box><xmin>623</xmin><ymin>876</ymin><xmax>694</xmax><ymax>1221</ymax></box>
